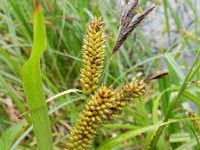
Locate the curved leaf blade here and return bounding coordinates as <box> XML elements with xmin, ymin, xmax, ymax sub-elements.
<box><xmin>98</xmin><ymin>118</ymin><xmax>199</xmax><ymax>150</ymax></box>
<box><xmin>21</xmin><ymin>1</ymin><xmax>53</xmax><ymax>150</ymax></box>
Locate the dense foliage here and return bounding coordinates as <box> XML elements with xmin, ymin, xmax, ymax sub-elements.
<box><xmin>0</xmin><ymin>0</ymin><xmax>200</xmax><ymax>149</ymax></box>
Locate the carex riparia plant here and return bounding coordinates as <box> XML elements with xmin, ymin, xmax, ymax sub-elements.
<box><xmin>66</xmin><ymin>2</ymin><xmax>162</xmax><ymax>149</ymax></box>
<box><xmin>67</xmin><ymin>24</ymin><xmax>153</xmax><ymax>150</ymax></box>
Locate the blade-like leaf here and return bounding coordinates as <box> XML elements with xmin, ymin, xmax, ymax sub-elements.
<box><xmin>149</xmin><ymin>55</ymin><xmax>200</xmax><ymax>149</ymax></box>
<box><xmin>0</xmin><ymin>122</ymin><xmax>23</xmax><ymax>150</ymax></box>
<box><xmin>21</xmin><ymin>1</ymin><xmax>53</xmax><ymax>149</ymax></box>
<box><xmin>97</xmin><ymin>118</ymin><xmax>200</xmax><ymax>150</ymax></box>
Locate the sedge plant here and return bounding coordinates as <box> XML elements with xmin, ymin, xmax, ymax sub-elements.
<box><xmin>65</xmin><ymin>15</ymin><xmax>162</xmax><ymax>149</ymax></box>
<box><xmin>18</xmin><ymin>0</ymin><xmax>200</xmax><ymax>150</ymax></box>
<box><xmin>65</xmin><ymin>1</ymin><xmax>157</xmax><ymax>149</ymax></box>
<box><xmin>19</xmin><ymin>0</ymin><xmax>154</xmax><ymax>149</ymax></box>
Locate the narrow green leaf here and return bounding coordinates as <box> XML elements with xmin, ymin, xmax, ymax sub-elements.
<box><xmin>149</xmin><ymin>50</ymin><xmax>200</xmax><ymax>149</ymax></box>
<box><xmin>0</xmin><ymin>122</ymin><xmax>23</xmax><ymax>150</ymax></box>
<box><xmin>21</xmin><ymin>1</ymin><xmax>53</xmax><ymax>150</ymax></box>
<box><xmin>162</xmin><ymin>0</ymin><xmax>170</xmax><ymax>40</ymax></box>
<box><xmin>175</xmin><ymin>136</ymin><xmax>200</xmax><ymax>150</ymax></box>
<box><xmin>170</xmin><ymin>133</ymin><xmax>191</xmax><ymax>143</ymax></box>
<box><xmin>182</xmin><ymin>91</ymin><xmax>200</xmax><ymax>107</ymax></box>
<box><xmin>158</xmin><ymin>76</ymin><xmax>171</xmax><ymax>114</ymax></box>
<box><xmin>0</xmin><ymin>47</ymin><xmax>20</xmax><ymax>75</ymax></box>
<box><xmin>165</xmin><ymin>54</ymin><xmax>185</xmax><ymax>82</ymax></box>
<box><xmin>152</xmin><ymin>86</ymin><xmax>179</xmax><ymax>123</ymax></box>
<box><xmin>0</xmin><ymin>76</ymin><xmax>29</xmax><ymax>121</ymax></box>
<box><xmin>97</xmin><ymin>118</ymin><xmax>199</xmax><ymax>150</ymax></box>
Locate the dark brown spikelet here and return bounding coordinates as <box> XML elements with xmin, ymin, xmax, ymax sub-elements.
<box><xmin>112</xmin><ymin>0</ymin><xmax>155</xmax><ymax>55</ymax></box>
<box><xmin>66</xmin><ymin>80</ymin><xmax>146</xmax><ymax>150</ymax></box>
<box><xmin>80</xmin><ymin>17</ymin><xmax>106</xmax><ymax>94</ymax></box>
<box><xmin>145</xmin><ymin>71</ymin><xmax>168</xmax><ymax>81</ymax></box>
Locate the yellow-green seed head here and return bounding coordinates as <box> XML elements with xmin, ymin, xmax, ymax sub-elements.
<box><xmin>189</xmin><ymin>112</ymin><xmax>200</xmax><ymax>134</ymax></box>
<box><xmin>66</xmin><ymin>80</ymin><xmax>146</xmax><ymax>149</ymax></box>
<box><xmin>191</xmin><ymin>80</ymin><xmax>200</xmax><ymax>87</ymax></box>
<box><xmin>110</xmin><ymin>80</ymin><xmax>146</xmax><ymax>116</ymax></box>
<box><xmin>66</xmin><ymin>86</ymin><xmax>115</xmax><ymax>150</ymax></box>
<box><xmin>80</xmin><ymin>17</ymin><xmax>106</xmax><ymax>94</ymax></box>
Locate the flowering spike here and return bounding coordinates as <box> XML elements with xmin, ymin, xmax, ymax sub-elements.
<box><xmin>189</xmin><ymin>112</ymin><xmax>200</xmax><ymax>134</ymax></box>
<box><xmin>80</xmin><ymin>17</ymin><xmax>106</xmax><ymax>94</ymax></box>
<box><xmin>66</xmin><ymin>86</ymin><xmax>115</xmax><ymax>150</ymax></box>
<box><xmin>66</xmin><ymin>80</ymin><xmax>146</xmax><ymax>149</ymax></box>
<box><xmin>109</xmin><ymin>80</ymin><xmax>146</xmax><ymax>116</ymax></box>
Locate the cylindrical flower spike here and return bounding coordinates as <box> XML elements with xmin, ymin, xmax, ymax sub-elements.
<box><xmin>66</xmin><ymin>80</ymin><xmax>146</xmax><ymax>150</ymax></box>
<box><xmin>66</xmin><ymin>86</ymin><xmax>115</xmax><ymax>150</ymax></box>
<box><xmin>109</xmin><ymin>80</ymin><xmax>146</xmax><ymax>116</ymax></box>
<box><xmin>80</xmin><ymin>17</ymin><xmax>106</xmax><ymax>94</ymax></box>
<box><xmin>189</xmin><ymin>112</ymin><xmax>200</xmax><ymax>134</ymax></box>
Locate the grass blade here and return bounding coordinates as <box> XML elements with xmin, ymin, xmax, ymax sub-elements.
<box><xmin>0</xmin><ymin>122</ymin><xmax>23</xmax><ymax>150</ymax></box>
<box><xmin>149</xmin><ymin>47</ymin><xmax>200</xmax><ymax>149</ymax></box>
<box><xmin>162</xmin><ymin>0</ymin><xmax>170</xmax><ymax>40</ymax></box>
<box><xmin>97</xmin><ymin>118</ymin><xmax>200</xmax><ymax>150</ymax></box>
<box><xmin>21</xmin><ymin>1</ymin><xmax>53</xmax><ymax>149</ymax></box>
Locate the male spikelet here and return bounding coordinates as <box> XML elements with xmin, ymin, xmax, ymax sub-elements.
<box><xmin>80</xmin><ymin>17</ymin><xmax>106</xmax><ymax>94</ymax></box>
<box><xmin>66</xmin><ymin>80</ymin><xmax>146</xmax><ymax>150</ymax></box>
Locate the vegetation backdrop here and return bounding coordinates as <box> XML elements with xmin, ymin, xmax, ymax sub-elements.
<box><xmin>0</xmin><ymin>0</ymin><xmax>200</xmax><ymax>149</ymax></box>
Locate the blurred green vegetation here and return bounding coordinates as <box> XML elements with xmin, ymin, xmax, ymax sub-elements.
<box><xmin>0</xmin><ymin>0</ymin><xmax>200</xmax><ymax>149</ymax></box>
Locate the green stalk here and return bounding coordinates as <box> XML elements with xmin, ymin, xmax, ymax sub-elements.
<box><xmin>149</xmin><ymin>1</ymin><xmax>200</xmax><ymax>148</ymax></box>
<box><xmin>98</xmin><ymin>117</ymin><xmax>200</xmax><ymax>150</ymax></box>
<box><xmin>162</xmin><ymin>0</ymin><xmax>170</xmax><ymax>42</ymax></box>
<box><xmin>22</xmin><ymin>1</ymin><xmax>53</xmax><ymax>149</ymax></box>
<box><xmin>149</xmin><ymin>50</ymin><xmax>200</xmax><ymax>150</ymax></box>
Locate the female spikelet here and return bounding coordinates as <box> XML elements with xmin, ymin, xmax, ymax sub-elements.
<box><xmin>80</xmin><ymin>17</ymin><xmax>106</xmax><ymax>94</ymax></box>
<box><xmin>66</xmin><ymin>80</ymin><xmax>146</xmax><ymax>150</ymax></box>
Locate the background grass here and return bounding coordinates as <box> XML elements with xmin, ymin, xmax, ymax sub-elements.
<box><xmin>0</xmin><ymin>0</ymin><xmax>200</xmax><ymax>149</ymax></box>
